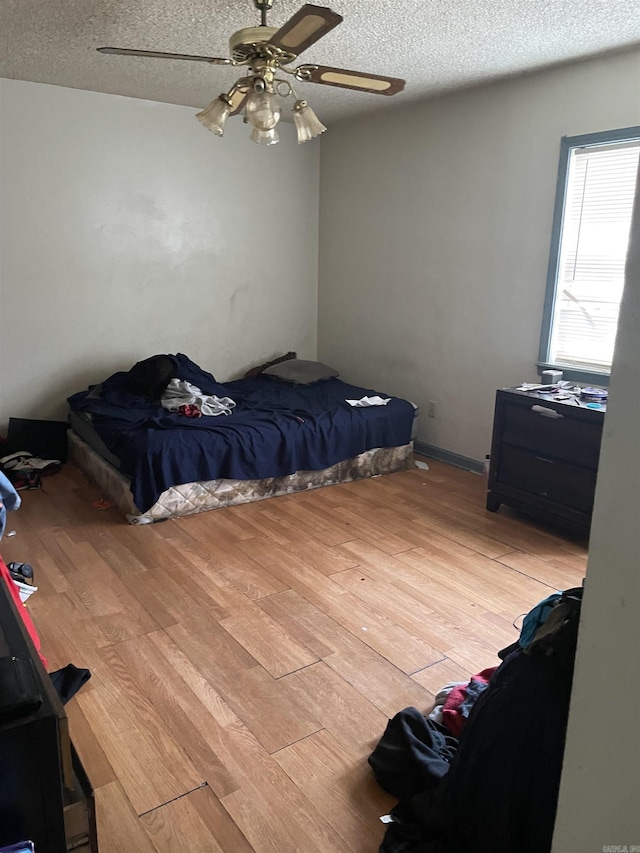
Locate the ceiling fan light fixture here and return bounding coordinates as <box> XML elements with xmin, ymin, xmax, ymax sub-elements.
<box><xmin>196</xmin><ymin>95</ymin><xmax>232</xmax><ymax>136</ymax></box>
<box><xmin>250</xmin><ymin>127</ymin><xmax>280</xmax><ymax>146</ymax></box>
<box><xmin>292</xmin><ymin>99</ymin><xmax>326</xmax><ymax>144</ymax></box>
<box><xmin>245</xmin><ymin>88</ymin><xmax>282</xmax><ymax>131</ymax></box>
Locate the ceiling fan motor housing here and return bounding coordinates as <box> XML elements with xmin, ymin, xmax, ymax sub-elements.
<box><xmin>229</xmin><ymin>26</ymin><xmax>279</xmax><ymax>62</ymax></box>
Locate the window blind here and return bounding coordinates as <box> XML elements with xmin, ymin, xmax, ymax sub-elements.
<box><xmin>549</xmin><ymin>140</ymin><xmax>640</xmax><ymax>372</ymax></box>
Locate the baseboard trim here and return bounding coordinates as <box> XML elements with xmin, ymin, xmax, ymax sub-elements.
<box><xmin>414</xmin><ymin>441</ymin><xmax>484</xmax><ymax>475</ymax></box>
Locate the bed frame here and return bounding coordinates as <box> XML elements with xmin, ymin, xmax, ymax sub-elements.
<box><xmin>68</xmin><ymin>430</ymin><xmax>414</xmax><ymax>524</ymax></box>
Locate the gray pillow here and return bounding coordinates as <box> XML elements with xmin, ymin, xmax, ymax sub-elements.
<box><xmin>263</xmin><ymin>359</ymin><xmax>339</xmax><ymax>384</ymax></box>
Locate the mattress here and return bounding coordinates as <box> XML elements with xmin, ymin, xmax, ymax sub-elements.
<box><xmin>68</xmin><ymin>430</ymin><xmax>414</xmax><ymax>523</ymax></box>
<box><xmin>69</xmin><ymin>356</ymin><xmax>419</xmax><ymax>513</ymax></box>
<box><xmin>69</xmin><ymin>404</ymin><xmax>420</xmax><ymax>472</ymax></box>
<box><xmin>68</xmin><ymin>411</ymin><xmax>122</xmax><ymax>471</ymax></box>
<box><xmin>68</xmin><ymin>354</ymin><xmax>420</xmax><ymax>521</ymax></box>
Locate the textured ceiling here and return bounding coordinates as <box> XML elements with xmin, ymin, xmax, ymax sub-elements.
<box><xmin>1</xmin><ymin>0</ymin><xmax>639</xmax><ymax>122</ymax></box>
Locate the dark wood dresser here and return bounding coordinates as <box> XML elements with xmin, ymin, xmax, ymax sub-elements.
<box><xmin>486</xmin><ymin>387</ymin><xmax>606</xmax><ymax>532</ymax></box>
<box><xmin>0</xmin><ymin>578</ymin><xmax>98</xmax><ymax>853</ymax></box>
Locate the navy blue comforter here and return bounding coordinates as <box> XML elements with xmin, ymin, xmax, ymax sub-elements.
<box><xmin>68</xmin><ymin>354</ymin><xmax>415</xmax><ymax>513</ymax></box>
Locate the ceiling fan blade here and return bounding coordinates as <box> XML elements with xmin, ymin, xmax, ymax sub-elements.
<box><xmin>298</xmin><ymin>64</ymin><xmax>405</xmax><ymax>95</ymax></box>
<box><xmin>268</xmin><ymin>4</ymin><xmax>343</xmax><ymax>58</ymax></box>
<box><xmin>97</xmin><ymin>47</ymin><xmax>232</xmax><ymax>65</ymax></box>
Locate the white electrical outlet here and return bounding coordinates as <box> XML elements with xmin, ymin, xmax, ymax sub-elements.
<box><xmin>428</xmin><ymin>400</ymin><xmax>437</xmax><ymax>418</ymax></box>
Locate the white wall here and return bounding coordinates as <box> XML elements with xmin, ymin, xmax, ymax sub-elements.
<box><xmin>0</xmin><ymin>80</ymin><xmax>319</xmax><ymax>425</ymax></box>
<box><xmin>318</xmin><ymin>49</ymin><xmax>640</xmax><ymax>463</ymax></box>
<box><xmin>552</xmin><ymin>170</ymin><xmax>640</xmax><ymax>850</ymax></box>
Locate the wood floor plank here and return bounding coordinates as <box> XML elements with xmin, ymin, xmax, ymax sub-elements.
<box><xmin>146</xmin><ymin>631</ymin><xmax>240</xmax><ymax>729</ymax></box>
<box><xmin>274</xmin><ymin>729</ymin><xmax>394</xmax><ymax>853</ymax></box>
<box><xmin>65</xmin><ymin>698</ymin><xmax>117</xmax><ymax>789</ymax></box>
<box><xmin>140</xmin><ymin>785</ymin><xmax>254</xmax><ymax>853</ymax></box>
<box><xmin>120</xmin><ymin>571</ymin><xmax>183</xmax><ymax>630</ymax></box>
<box><xmin>545</xmin><ymin>548</ymin><xmax>589</xmax><ymax>572</ymax></box>
<box><xmin>219</xmin><ymin>605</ymin><xmax>319</xmax><ymax>678</ymax></box>
<box><xmin>162</xmin><ymin>536</ymin><xmax>257</xmax><ymax>617</ymax></box>
<box><xmin>29</xmin><ymin>589</ymin><xmax>111</xmax><ymax>681</ymax></box>
<box><xmin>237</xmin><ymin>538</ymin><xmax>443</xmax><ymax>674</ymax></box>
<box><xmin>281</xmin><ymin>662</ymin><xmax>390</xmax><ymax>759</ymax></box>
<box><xmin>411</xmin><ymin>657</ymin><xmax>472</xmax><ymax>694</ymax></box>
<box><xmin>341</xmin><ymin>468</ymin><xmax>459</xmax><ymax>507</ymax></box>
<box><xmin>114</xmin><ymin>633</ymin><xmax>241</xmax><ymax>797</ymax></box>
<box><xmin>94</xmin><ymin>781</ymin><xmax>157</xmax><ymax>853</ymax></box>
<box><xmin>331</xmin><ymin>572</ymin><xmax>499</xmax><ymax>675</ymax></box>
<box><xmin>85</xmin><ymin>530</ymin><xmax>150</xmax><ymax>578</ymax></box>
<box><xmin>260</xmin><ymin>589</ymin><xmax>434</xmax><ymax>717</ymax></box>
<box><xmin>397</xmin><ymin>541</ymin><xmax>552</xmax><ymax>615</ymax></box>
<box><xmin>121</xmin><ymin>566</ymin><xmax>218</xmax><ymax>630</ymax></box>
<box><xmin>496</xmin><ymin>550</ymin><xmax>583</xmax><ymax>592</ymax></box>
<box><xmin>258</xmin><ymin>594</ymin><xmax>337</xmax><ymax>660</ymax></box>
<box><xmin>475</xmin><ymin>512</ymin><xmax>588</xmax><ymax>560</ymax></box>
<box><xmin>365</xmin><ymin>502</ymin><xmax>515</xmax><ymax>560</ymax></box>
<box><xmin>77</xmin><ymin>647</ymin><xmax>204</xmax><ymax>815</ymax></box>
<box><xmin>251</xmin><ymin>504</ymin><xmax>361</xmax><ymax>574</ymax></box>
<box><xmin>334</xmin><ymin>540</ymin><xmax>521</xmax><ymax>657</ymax></box>
<box><xmin>35</xmin><ymin>527</ymin><xmax>82</xmax><ymax>574</ymax></box>
<box><xmin>360</xmin><ymin>475</ymin><xmax>488</xmax><ymax>531</ymax></box>
<box><xmin>329</xmin><ymin>566</ymin><xmax>450</xmax><ymax>653</ymax></box>
<box><xmin>263</xmin><ymin>498</ymin><xmax>360</xmax><ymax>547</ymax></box>
<box><xmin>59</xmin><ymin>542</ymin><xmax>163</xmax><ymax>645</ymax></box>
<box><xmin>48</xmin><ymin>484</ymin><xmax>122</xmax><ymax>539</ymax></box>
<box><xmin>166</xmin><ymin>620</ymin><xmax>323</xmax><ymax>753</ymax></box>
<box><xmin>289</xmin><ymin>499</ymin><xmax>415</xmax><ymax>555</ymax></box>
<box><xmin>183</xmin><ymin>507</ymin><xmax>256</xmax><ymax>543</ymax></box>
<box><xmin>174</xmin><ymin>528</ymin><xmax>289</xmax><ymax>599</ymax></box>
<box><xmin>12</xmin><ymin>488</ymin><xmax>74</xmax><ymax>532</ymax></box>
<box><xmin>224</xmin><ymin>500</ymin><xmax>310</xmax><ymax>546</ymax></box>
<box><xmin>219</xmin><ymin>723</ymin><xmax>349</xmax><ymax>853</ymax></box>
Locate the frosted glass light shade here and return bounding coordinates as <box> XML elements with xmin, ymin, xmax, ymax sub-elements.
<box><xmin>293</xmin><ymin>101</ymin><xmax>326</xmax><ymax>144</ymax></box>
<box><xmin>196</xmin><ymin>96</ymin><xmax>230</xmax><ymax>136</ymax></box>
<box><xmin>249</xmin><ymin>127</ymin><xmax>280</xmax><ymax>146</ymax></box>
<box><xmin>245</xmin><ymin>91</ymin><xmax>281</xmax><ymax>131</ymax></box>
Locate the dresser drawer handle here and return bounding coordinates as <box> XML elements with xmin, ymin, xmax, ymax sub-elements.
<box><xmin>531</xmin><ymin>405</ymin><xmax>564</xmax><ymax>419</ymax></box>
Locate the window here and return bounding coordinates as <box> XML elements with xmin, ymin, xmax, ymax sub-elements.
<box><xmin>539</xmin><ymin>126</ymin><xmax>640</xmax><ymax>383</ymax></box>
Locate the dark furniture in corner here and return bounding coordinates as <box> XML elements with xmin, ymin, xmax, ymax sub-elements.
<box><xmin>0</xmin><ymin>579</ymin><xmax>97</xmax><ymax>853</ymax></box>
<box><xmin>486</xmin><ymin>387</ymin><xmax>605</xmax><ymax>533</ymax></box>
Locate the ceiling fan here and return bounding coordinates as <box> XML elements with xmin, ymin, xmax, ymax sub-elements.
<box><xmin>97</xmin><ymin>0</ymin><xmax>405</xmax><ymax>145</ymax></box>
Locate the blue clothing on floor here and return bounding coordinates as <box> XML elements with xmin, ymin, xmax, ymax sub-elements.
<box><xmin>0</xmin><ymin>472</ymin><xmax>21</xmax><ymax>539</ymax></box>
<box><xmin>519</xmin><ymin>593</ymin><xmax>562</xmax><ymax>648</ymax></box>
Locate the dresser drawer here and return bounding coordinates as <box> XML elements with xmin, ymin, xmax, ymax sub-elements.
<box><xmin>497</xmin><ymin>445</ymin><xmax>597</xmax><ymax>514</ymax></box>
<box><xmin>501</xmin><ymin>401</ymin><xmax>602</xmax><ymax>469</ymax></box>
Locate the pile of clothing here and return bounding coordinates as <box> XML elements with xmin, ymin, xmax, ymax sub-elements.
<box><xmin>160</xmin><ymin>378</ymin><xmax>235</xmax><ymax>419</ymax></box>
<box><xmin>369</xmin><ymin>587</ymin><xmax>583</xmax><ymax>853</ymax></box>
<box><xmin>124</xmin><ymin>354</ymin><xmax>236</xmax><ymax>419</ymax></box>
<box><xmin>0</xmin><ymin>452</ymin><xmax>61</xmax><ymax>491</ymax></box>
<box><xmin>426</xmin><ymin>666</ymin><xmax>497</xmax><ymax>737</ymax></box>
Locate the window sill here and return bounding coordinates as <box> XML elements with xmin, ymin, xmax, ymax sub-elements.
<box><xmin>536</xmin><ymin>363</ymin><xmax>610</xmax><ymax>387</ymax></box>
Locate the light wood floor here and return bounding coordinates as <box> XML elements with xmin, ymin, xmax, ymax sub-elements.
<box><xmin>2</xmin><ymin>458</ymin><xmax>587</xmax><ymax>852</ymax></box>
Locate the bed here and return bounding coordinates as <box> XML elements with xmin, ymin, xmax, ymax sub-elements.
<box><xmin>67</xmin><ymin>354</ymin><xmax>418</xmax><ymax>523</ymax></box>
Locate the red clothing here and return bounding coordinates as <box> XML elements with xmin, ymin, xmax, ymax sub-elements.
<box><xmin>0</xmin><ymin>554</ymin><xmax>47</xmax><ymax>668</ymax></box>
<box><xmin>442</xmin><ymin>666</ymin><xmax>497</xmax><ymax>737</ymax></box>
